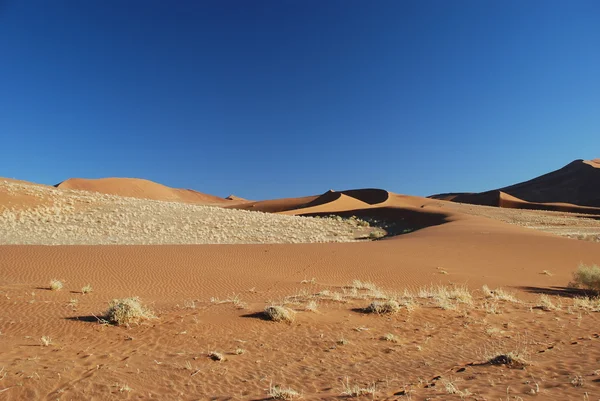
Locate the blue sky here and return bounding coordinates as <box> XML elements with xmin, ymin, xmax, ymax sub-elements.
<box><xmin>1</xmin><ymin>1</ymin><xmax>599</xmax><ymax>199</ymax></box>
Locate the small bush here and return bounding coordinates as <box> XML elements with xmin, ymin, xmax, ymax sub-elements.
<box><xmin>105</xmin><ymin>297</ymin><xmax>155</xmax><ymax>325</ymax></box>
<box><xmin>81</xmin><ymin>284</ymin><xmax>92</xmax><ymax>294</ymax></box>
<box><xmin>572</xmin><ymin>264</ymin><xmax>600</xmax><ymax>291</ymax></box>
<box><xmin>268</xmin><ymin>383</ymin><xmax>300</xmax><ymax>400</ymax></box>
<box><xmin>264</xmin><ymin>305</ymin><xmax>296</xmax><ymax>323</ymax></box>
<box><xmin>368</xmin><ymin>230</ymin><xmax>386</xmax><ymax>239</ymax></box>
<box><xmin>40</xmin><ymin>336</ymin><xmax>52</xmax><ymax>346</ymax></box>
<box><xmin>208</xmin><ymin>351</ymin><xmax>225</xmax><ymax>361</ymax></box>
<box><xmin>50</xmin><ymin>279</ymin><xmax>63</xmax><ymax>291</ymax></box>
<box><xmin>487</xmin><ymin>352</ymin><xmax>528</xmax><ymax>369</ymax></box>
<box><xmin>340</xmin><ymin>377</ymin><xmax>376</xmax><ymax>397</ymax></box>
<box><xmin>305</xmin><ymin>300</ymin><xmax>318</xmax><ymax>312</ymax></box>
<box><xmin>366</xmin><ymin>299</ymin><xmax>400</xmax><ymax>314</ymax></box>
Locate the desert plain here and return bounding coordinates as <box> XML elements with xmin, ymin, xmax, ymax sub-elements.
<box><xmin>1</xmin><ymin>160</ymin><xmax>600</xmax><ymax>400</ymax></box>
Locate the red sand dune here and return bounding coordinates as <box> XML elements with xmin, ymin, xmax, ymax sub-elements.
<box><xmin>430</xmin><ymin>159</ymin><xmax>600</xmax><ymax>214</ymax></box>
<box><xmin>2</xmin><ymin>178</ymin><xmax>600</xmax><ymax>399</ymax></box>
<box><xmin>56</xmin><ymin>177</ymin><xmax>227</xmax><ymax>204</ymax></box>
<box><xmin>229</xmin><ymin>188</ymin><xmax>391</xmax><ymax>215</ymax></box>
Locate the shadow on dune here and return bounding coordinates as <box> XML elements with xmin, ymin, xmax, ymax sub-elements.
<box><xmin>518</xmin><ymin>286</ymin><xmax>597</xmax><ymax>298</ymax></box>
<box><xmin>240</xmin><ymin>312</ymin><xmax>271</xmax><ymax>321</ymax></box>
<box><xmin>65</xmin><ymin>315</ymin><xmax>102</xmax><ymax>323</ymax></box>
<box><xmin>301</xmin><ymin>206</ymin><xmax>451</xmax><ymax>237</ymax></box>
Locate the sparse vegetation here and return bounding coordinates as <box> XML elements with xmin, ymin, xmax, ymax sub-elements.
<box><xmin>268</xmin><ymin>383</ymin><xmax>300</xmax><ymax>400</ymax></box>
<box><xmin>208</xmin><ymin>351</ymin><xmax>225</xmax><ymax>362</ymax></box>
<box><xmin>81</xmin><ymin>284</ymin><xmax>92</xmax><ymax>294</ymax></box>
<box><xmin>337</xmin><ymin>337</ymin><xmax>349</xmax><ymax>345</ymax></box>
<box><xmin>340</xmin><ymin>377</ymin><xmax>376</xmax><ymax>397</ymax></box>
<box><xmin>0</xmin><ymin>180</ymin><xmax>367</xmax><ymax>245</ymax></box>
<box><xmin>537</xmin><ymin>294</ymin><xmax>560</xmax><ymax>311</ymax></box>
<box><xmin>40</xmin><ymin>336</ymin><xmax>52</xmax><ymax>347</ymax></box>
<box><xmin>264</xmin><ymin>305</ymin><xmax>296</xmax><ymax>323</ymax></box>
<box><xmin>571</xmin><ymin>263</ymin><xmax>600</xmax><ymax>292</ymax></box>
<box><xmin>366</xmin><ymin>299</ymin><xmax>400</xmax><ymax>314</ymax></box>
<box><xmin>573</xmin><ymin>296</ymin><xmax>600</xmax><ymax>312</ymax></box>
<box><xmin>382</xmin><ymin>333</ymin><xmax>398</xmax><ymax>342</ymax></box>
<box><xmin>49</xmin><ymin>279</ymin><xmax>63</xmax><ymax>291</ymax></box>
<box><xmin>305</xmin><ymin>300</ymin><xmax>318</xmax><ymax>312</ymax></box>
<box><xmin>105</xmin><ymin>297</ymin><xmax>155</xmax><ymax>326</ymax></box>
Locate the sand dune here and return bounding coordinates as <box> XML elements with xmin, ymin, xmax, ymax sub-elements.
<box><xmin>2</xmin><ymin>175</ymin><xmax>600</xmax><ymax>399</ymax></box>
<box><xmin>57</xmin><ymin>177</ymin><xmax>228</xmax><ymax>205</ymax></box>
<box><xmin>225</xmin><ymin>194</ymin><xmax>249</xmax><ymax>201</ymax></box>
<box><xmin>0</xmin><ymin>180</ymin><xmax>373</xmax><ymax>245</ymax></box>
<box><xmin>431</xmin><ymin>159</ymin><xmax>600</xmax><ymax>214</ymax></box>
<box><xmin>583</xmin><ymin>158</ymin><xmax>600</xmax><ymax>168</ymax></box>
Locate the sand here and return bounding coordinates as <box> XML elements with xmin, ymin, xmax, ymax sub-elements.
<box><xmin>56</xmin><ymin>177</ymin><xmax>228</xmax><ymax>205</ymax></box>
<box><xmin>1</xmin><ymin>177</ymin><xmax>600</xmax><ymax>399</ymax></box>
<box><xmin>431</xmin><ymin>159</ymin><xmax>600</xmax><ymax>212</ymax></box>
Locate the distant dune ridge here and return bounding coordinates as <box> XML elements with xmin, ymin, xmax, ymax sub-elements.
<box><xmin>56</xmin><ymin>177</ymin><xmax>228</xmax><ymax>205</ymax></box>
<box><xmin>430</xmin><ymin>159</ymin><xmax>600</xmax><ymax>214</ymax></box>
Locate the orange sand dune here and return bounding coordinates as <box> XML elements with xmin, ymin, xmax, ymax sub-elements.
<box><xmin>430</xmin><ymin>159</ymin><xmax>600</xmax><ymax>214</ymax></box>
<box><xmin>225</xmin><ymin>194</ymin><xmax>249</xmax><ymax>201</ymax></box>
<box><xmin>2</xmin><ymin>179</ymin><xmax>600</xmax><ymax>399</ymax></box>
<box><xmin>583</xmin><ymin>158</ymin><xmax>600</xmax><ymax>168</ymax></box>
<box><xmin>2</xmin><ymin>190</ymin><xmax>600</xmax><ymax>399</ymax></box>
<box><xmin>57</xmin><ymin>177</ymin><xmax>227</xmax><ymax>204</ymax></box>
<box><xmin>230</xmin><ymin>188</ymin><xmax>391</xmax><ymax>215</ymax></box>
<box><xmin>226</xmin><ymin>194</ymin><xmax>321</xmax><ymax>213</ymax></box>
<box><xmin>437</xmin><ymin>190</ymin><xmax>600</xmax><ymax>215</ymax></box>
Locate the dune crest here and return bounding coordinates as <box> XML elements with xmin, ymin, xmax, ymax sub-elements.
<box><xmin>56</xmin><ymin>177</ymin><xmax>226</xmax><ymax>204</ymax></box>
<box><xmin>430</xmin><ymin>159</ymin><xmax>600</xmax><ymax>214</ymax></box>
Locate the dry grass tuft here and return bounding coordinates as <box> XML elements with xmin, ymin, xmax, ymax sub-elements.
<box><xmin>482</xmin><ymin>285</ymin><xmax>519</xmax><ymax>303</ymax></box>
<box><xmin>268</xmin><ymin>383</ymin><xmax>300</xmax><ymax>400</ymax></box>
<box><xmin>40</xmin><ymin>336</ymin><xmax>52</xmax><ymax>347</ymax></box>
<box><xmin>382</xmin><ymin>333</ymin><xmax>398</xmax><ymax>343</ymax></box>
<box><xmin>81</xmin><ymin>284</ymin><xmax>92</xmax><ymax>294</ymax></box>
<box><xmin>264</xmin><ymin>305</ymin><xmax>296</xmax><ymax>323</ymax></box>
<box><xmin>49</xmin><ymin>279</ymin><xmax>63</xmax><ymax>291</ymax></box>
<box><xmin>304</xmin><ymin>300</ymin><xmax>318</xmax><ymax>312</ymax></box>
<box><xmin>340</xmin><ymin>377</ymin><xmax>376</xmax><ymax>397</ymax></box>
<box><xmin>537</xmin><ymin>294</ymin><xmax>560</xmax><ymax>311</ymax></box>
<box><xmin>571</xmin><ymin>263</ymin><xmax>600</xmax><ymax>292</ymax></box>
<box><xmin>366</xmin><ymin>299</ymin><xmax>400</xmax><ymax>314</ymax></box>
<box><xmin>105</xmin><ymin>297</ymin><xmax>155</xmax><ymax>326</ymax></box>
<box><xmin>573</xmin><ymin>296</ymin><xmax>600</xmax><ymax>312</ymax></box>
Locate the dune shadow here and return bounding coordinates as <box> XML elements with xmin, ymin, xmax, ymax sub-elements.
<box><xmin>350</xmin><ymin>307</ymin><xmax>371</xmax><ymax>314</ymax></box>
<box><xmin>65</xmin><ymin>315</ymin><xmax>102</xmax><ymax>323</ymax></box>
<box><xmin>302</xmin><ymin>206</ymin><xmax>450</xmax><ymax>238</ymax></box>
<box><xmin>240</xmin><ymin>312</ymin><xmax>270</xmax><ymax>321</ymax></box>
<box><xmin>518</xmin><ymin>286</ymin><xmax>597</xmax><ymax>298</ymax></box>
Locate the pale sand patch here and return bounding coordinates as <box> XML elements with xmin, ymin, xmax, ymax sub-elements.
<box><xmin>0</xmin><ymin>180</ymin><xmax>367</xmax><ymax>245</ymax></box>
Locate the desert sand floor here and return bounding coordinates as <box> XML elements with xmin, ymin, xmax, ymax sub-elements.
<box><xmin>1</xmin><ymin>180</ymin><xmax>600</xmax><ymax>400</ymax></box>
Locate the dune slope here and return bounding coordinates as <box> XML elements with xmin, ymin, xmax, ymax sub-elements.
<box><xmin>57</xmin><ymin>177</ymin><xmax>227</xmax><ymax>204</ymax></box>
<box><xmin>430</xmin><ymin>159</ymin><xmax>600</xmax><ymax>214</ymax></box>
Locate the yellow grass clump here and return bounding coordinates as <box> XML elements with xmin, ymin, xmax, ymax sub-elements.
<box><xmin>264</xmin><ymin>305</ymin><xmax>296</xmax><ymax>323</ymax></box>
<box><xmin>105</xmin><ymin>297</ymin><xmax>155</xmax><ymax>325</ymax></box>
<box><xmin>572</xmin><ymin>263</ymin><xmax>600</xmax><ymax>291</ymax></box>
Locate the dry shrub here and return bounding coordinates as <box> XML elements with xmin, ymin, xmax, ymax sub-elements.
<box><xmin>264</xmin><ymin>305</ymin><xmax>296</xmax><ymax>323</ymax></box>
<box><xmin>105</xmin><ymin>297</ymin><xmax>155</xmax><ymax>325</ymax></box>
<box><xmin>268</xmin><ymin>383</ymin><xmax>300</xmax><ymax>400</ymax></box>
<box><xmin>366</xmin><ymin>299</ymin><xmax>400</xmax><ymax>314</ymax></box>
<box><xmin>50</xmin><ymin>279</ymin><xmax>63</xmax><ymax>291</ymax></box>
<box><xmin>572</xmin><ymin>264</ymin><xmax>600</xmax><ymax>292</ymax></box>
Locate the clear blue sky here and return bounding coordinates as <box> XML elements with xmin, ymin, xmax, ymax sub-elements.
<box><xmin>1</xmin><ymin>1</ymin><xmax>599</xmax><ymax>199</ymax></box>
